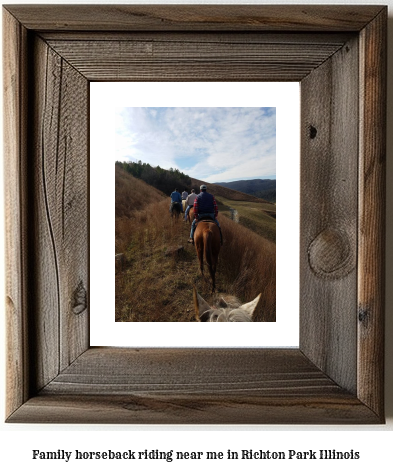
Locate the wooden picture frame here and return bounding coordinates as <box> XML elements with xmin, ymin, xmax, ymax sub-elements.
<box><xmin>3</xmin><ymin>5</ymin><xmax>386</xmax><ymax>424</ymax></box>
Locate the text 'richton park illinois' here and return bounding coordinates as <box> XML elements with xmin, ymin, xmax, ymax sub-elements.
<box><xmin>31</xmin><ymin>449</ymin><xmax>361</xmax><ymax>462</ymax></box>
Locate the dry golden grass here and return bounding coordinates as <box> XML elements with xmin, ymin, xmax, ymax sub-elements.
<box><xmin>217</xmin><ymin>196</ymin><xmax>276</xmax><ymax>243</ymax></box>
<box><xmin>115</xmin><ymin>166</ymin><xmax>166</xmax><ymax>253</ymax></box>
<box><xmin>116</xmin><ymin>165</ymin><xmax>166</xmax><ymax>218</ymax></box>
<box><xmin>115</xmin><ymin>166</ymin><xmax>276</xmax><ymax>322</ymax></box>
<box><xmin>218</xmin><ymin>215</ymin><xmax>276</xmax><ymax>321</ymax></box>
<box><xmin>116</xmin><ymin>199</ymin><xmax>200</xmax><ymax>322</ymax></box>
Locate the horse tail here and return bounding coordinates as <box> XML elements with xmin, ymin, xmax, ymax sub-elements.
<box><xmin>203</xmin><ymin>227</ymin><xmax>218</xmax><ymax>292</ymax></box>
<box><xmin>204</xmin><ymin>228</ymin><xmax>213</xmax><ymax>269</ymax></box>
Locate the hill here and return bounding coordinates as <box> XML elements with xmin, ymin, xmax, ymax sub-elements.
<box><xmin>190</xmin><ymin>177</ymin><xmax>276</xmax><ymax>242</ymax></box>
<box><xmin>115</xmin><ymin>165</ymin><xmax>276</xmax><ymax>322</ymax></box>
<box><xmin>216</xmin><ymin>197</ymin><xmax>276</xmax><ymax>242</ymax></box>
<box><xmin>116</xmin><ymin>160</ymin><xmax>191</xmax><ymax>196</ymax></box>
<box><xmin>115</xmin><ymin>165</ymin><xmax>166</xmax><ymax>219</ymax></box>
<box><xmin>190</xmin><ymin>178</ymin><xmax>270</xmax><ymax>204</ymax></box>
<box><xmin>116</xmin><ymin>160</ymin><xmax>271</xmax><ymax>205</ymax></box>
<box><xmin>214</xmin><ymin>179</ymin><xmax>276</xmax><ymax>203</ymax></box>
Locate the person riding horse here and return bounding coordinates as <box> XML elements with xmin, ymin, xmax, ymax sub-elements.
<box><xmin>184</xmin><ymin>188</ymin><xmax>197</xmax><ymax>222</ymax></box>
<box><xmin>188</xmin><ymin>184</ymin><xmax>222</xmax><ymax>245</ymax></box>
<box><xmin>170</xmin><ymin>188</ymin><xmax>182</xmax><ymax>214</ymax></box>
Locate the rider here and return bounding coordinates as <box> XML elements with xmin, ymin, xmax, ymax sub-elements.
<box><xmin>188</xmin><ymin>184</ymin><xmax>222</xmax><ymax>245</ymax></box>
<box><xmin>184</xmin><ymin>188</ymin><xmax>197</xmax><ymax>222</ymax></box>
<box><xmin>181</xmin><ymin>189</ymin><xmax>188</xmax><ymax>212</ymax></box>
<box><xmin>170</xmin><ymin>188</ymin><xmax>182</xmax><ymax>212</ymax></box>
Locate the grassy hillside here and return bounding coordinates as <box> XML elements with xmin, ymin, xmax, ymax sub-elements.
<box><xmin>116</xmin><ymin>160</ymin><xmax>191</xmax><ymax>195</ymax></box>
<box><xmin>215</xmin><ymin>179</ymin><xmax>276</xmax><ymax>203</ymax></box>
<box><xmin>215</xmin><ymin>178</ymin><xmax>276</xmax><ymax>194</ymax></box>
<box><xmin>189</xmin><ymin>177</ymin><xmax>276</xmax><ymax>242</ymax></box>
<box><xmin>116</xmin><ymin>166</ymin><xmax>167</xmax><ymax>253</ymax></box>
<box><xmin>115</xmin><ymin>165</ymin><xmax>276</xmax><ymax>322</ymax></box>
<box><xmin>116</xmin><ymin>165</ymin><xmax>166</xmax><ymax>219</ymax></box>
<box><xmin>217</xmin><ymin>197</ymin><xmax>276</xmax><ymax>243</ymax></box>
<box><xmin>190</xmin><ymin>177</ymin><xmax>270</xmax><ymax>204</ymax></box>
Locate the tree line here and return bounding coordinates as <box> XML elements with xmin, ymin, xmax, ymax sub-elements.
<box><xmin>116</xmin><ymin>160</ymin><xmax>191</xmax><ymax>196</ymax></box>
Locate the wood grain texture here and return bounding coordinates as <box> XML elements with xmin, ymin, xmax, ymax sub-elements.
<box><xmin>43</xmin><ymin>348</ymin><xmax>340</xmax><ymax>395</ymax></box>
<box><xmin>28</xmin><ymin>36</ymin><xmax>89</xmax><ymax>391</ymax></box>
<box><xmin>8</xmin><ymin>392</ymin><xmax>379</xmax><ymax>425</ymax></box>
<box><xmin>300</xmin><ymin>36</ymin><xmax>359</xmax><ymax>394</ymax></box>
<box><xmin>3</xmin><ymin>5</ymin><xmax>386</xmax><ymax>424</ymax></box>
<box><xmin>40</xmin><ymin>31</ymin><xmax>354</xmax><ymax>44</ymax></box>
<box><xmin>3</xmin><ymin>5</ymin><xmax>384</xmax><ymax>32</ymax></box>
<box><xmin>7</xmin><ymin>348</ymin><xmax>380</xmax><ymax>424</ymax></box>
<box><xmin>3</xmin><ymin>8</ymin><xmax>30</xmax><ymax>418</ymax></box>
<box><xmin>46</xmin><ymin>37</ymin><xmax>348</xmax><ymax>82</ymax></box>
<box><xmin>358</xmin><ymin>9</ymin><xmax>387</xmax><ymax>417</ymax></box>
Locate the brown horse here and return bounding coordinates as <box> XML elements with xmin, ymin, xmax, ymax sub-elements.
<box><xmin>193</xmin><ymin>287</ymin><xmax>261</xmax><ymax>322</ymax></box>
<box><xmin>187</xmin><ymin>207</ymin><xmax>195</xmax><ymax>224</ymax></box>
<box><xmin>194</xmin><ymin>220</ymin><xmax>221</xmax><ymax>292</ymax></box>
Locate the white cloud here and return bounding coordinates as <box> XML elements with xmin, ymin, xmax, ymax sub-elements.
<box><xmin>114</xmin><ymin>107</ymin><xmax>276</xmax><ymax>181</ymax></box>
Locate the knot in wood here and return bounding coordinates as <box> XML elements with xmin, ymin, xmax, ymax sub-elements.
<box><xmin>73</xmin><ymin>281</ymin><xmax>87</xmax><ymax>315</ymax></box>
<box><xmin>308</xmin><ymin>228</ymin><xmax>354</xmax><ymax>279</ymax></box>
<box><xmin>309</xmin><ymin>125</ymin><xmax>317</xmax><ymax>139</ymax></box>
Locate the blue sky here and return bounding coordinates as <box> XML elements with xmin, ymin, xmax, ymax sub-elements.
<box><xmin>114</xmin><ymin>107</ymin><xmax>276</xmax><ymax>182</ymax></box>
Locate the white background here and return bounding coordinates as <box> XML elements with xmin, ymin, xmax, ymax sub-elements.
<box><xmin>1</xmin><ymin>0</ymin><xmax>392</xmax><ymax>473</ymax></box>
<box><xmin>90</xmin><ymin>82</ymin><xmax>300</xmax><ymax>347</ymax></box>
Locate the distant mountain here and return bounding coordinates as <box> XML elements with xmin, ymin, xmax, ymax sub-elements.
<box><xmin>116</xmin><ymin>161</ymin><xmax>270</xmax><ymax>206</ymax></box>
<box><xmin>190</xmin><ymin>178</ymin><xmax>269</xmax><ymax>204</ymax></box>
<box><xmin>214</xmin><ymin>179</ymin><xmax>276</xmax><ymax>203</ymax></box>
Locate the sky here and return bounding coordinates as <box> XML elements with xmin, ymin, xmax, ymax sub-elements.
<box><xmin>114</xmin><ymin>107</ymin><xmax>276</xmax><ymax>182</ymax></box>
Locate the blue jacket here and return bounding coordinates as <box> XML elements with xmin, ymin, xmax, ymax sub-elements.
<box><xmin>196</xmin><ymin>191</ymin><xmax>216</xmax><ymax>215</ymax></box>
<box><xmin>170</xmin><ymin>191</ymin><xmax>182</xmax><ymax>203</ymax></box>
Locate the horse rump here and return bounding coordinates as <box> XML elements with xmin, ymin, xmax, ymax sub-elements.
<box><xmin>170</xmin><ymin>201</ymin><xmax>181</xmax><ymax>218</ymax></box>
<box><xmin>194</xmin><ymin>221</ymin><xmax>221</xmax><ymax>292</ymax></box>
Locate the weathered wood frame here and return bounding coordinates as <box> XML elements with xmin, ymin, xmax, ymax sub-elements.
<box><xmin>3</xmin><ymin>5</ymin><xmax>386</xmax><ymax>424</ymax></box>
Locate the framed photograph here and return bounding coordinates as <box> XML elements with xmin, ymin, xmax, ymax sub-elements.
<box><xmin>90</xmin><ymin>81</ymin><xmax>300</xmax><ymax>347</ymax></box>
<box><xmin>4</xmin><ymin>5</ymin><xmax>386</xmax><ymax>424</ymax></box>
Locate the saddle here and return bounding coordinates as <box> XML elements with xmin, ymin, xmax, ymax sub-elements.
<box><xmin>197</xmin><ymin>214</ymin><xmax>216</xmax><ymax>224</ymax></box>
<box><xmin>194</xmin><ymin>216</ymin><xmax>223</xmax><ymax>245</ymax></box>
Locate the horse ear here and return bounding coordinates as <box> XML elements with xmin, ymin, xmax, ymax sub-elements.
<box><xmin>193</xmin><ymin>286</ymin><xmax>211</xmax><ymax>321</ymax></box>
<box><xmin>239</xmin><ymin>293</ymin><xmax>261</xmax><ymax>317</ymax></box>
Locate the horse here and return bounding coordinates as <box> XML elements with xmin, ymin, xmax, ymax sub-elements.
<box><xmin>170</xmin><ymin>201</ymin><xmax>182</xmax><ymax>220</ymax></box>
<box><xmin>194</xmin><ymin>219</ymin><xmax>221</xmax><ymax>292</ymax></box>
<box><xmin>186</xmin><ymin>206</ymin><xmax>194</xmax><ymax>224</ymax></box>
<box><xmin>193</xmin><ymin>287</ymin><xmax>261</xmax><ymax>322</ymax></box>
